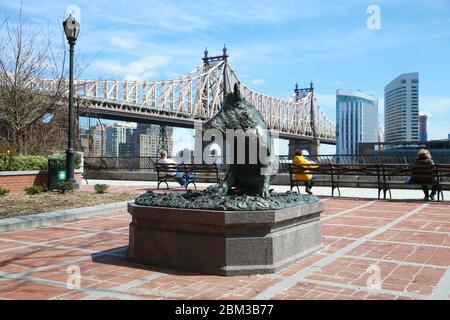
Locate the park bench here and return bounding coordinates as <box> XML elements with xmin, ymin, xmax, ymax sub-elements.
<box><xmin>289</xmin><ymin>163</ymin><xmax>382</xmax><ymax>197</ymax></box>
<box><xmin>155</xmin><ymin>162</ymin><xmax>221</xmax><ymax>191</ymax></box>
<box><xmin>289</xmin><ymin>163</ymin><xmax>450</xmax><ymax>201</ymax></box>
<box><xmin>379</xmin><ymin>164</ymin><xmax>450</xmax><ymax>201</ymax></box>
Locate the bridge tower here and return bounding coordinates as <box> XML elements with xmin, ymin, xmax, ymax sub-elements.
<box><xmin>198</xmin><ymin>46</ymin><xmax>230</xmax><ymax>162</ymax></box>
<box><xmin>288</xmin><ymin>82</ymin><xmax>321</xmax><ymax>157</ymax></box>
<box><xmin>202</xmin><ymin>45</ymin><xmax>230</xmax><ymax>100</ymax></box>
<box><xmin>158</xmin><ymin>125</ymin><xmax>169</xmax><ymax>156</ymax></box>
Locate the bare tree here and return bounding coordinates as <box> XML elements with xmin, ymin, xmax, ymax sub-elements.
<box><xmin>0</xmin><ymin>6</ymin><xmax>68</xmax><ymax>154</ymax></box>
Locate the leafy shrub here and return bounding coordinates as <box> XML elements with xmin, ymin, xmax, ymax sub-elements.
<box><xmin>94</xmin><ymin>184</ymin><xmax>109</xmax><ymax>194</ymax></box>
<box><xmin>0</xmin><ymin>187</ymin><xmax>10</xmax><ymax>196</ymax></box>
<box><xmin>24</xmin><ymin>185</ymin><xmax>45</xmax><ymax>195</ymax></box>
<box><xmin>0</xmin><ymin>153</ymin><xmax>11</xmax><ymax>171</ymax></box>
<box><xmin>0</xmin><ymin>152</ymin><xmax>81</xmax><ymax>172</ymax></box>
<box><xmin>56</xmin><ymin>181</ymin><xmax>75</xmax><ymax>194</ymax></box>
<box><xmin>0</xmin><ymin>154</ymin><xmax>47</xmax><ymax>171</ymax></box>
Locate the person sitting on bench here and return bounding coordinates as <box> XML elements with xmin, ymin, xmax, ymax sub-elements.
<box><xmin>158</xmin><ymin>150</ymin><xmax>185</xmax><ymax>187</ymax></box>
<box><xmin>157</xmin><ymin>150</ymin><xmax>194</xmax><ymax>187</ymax></box>
<box><xmin>292</xmin><ymin>149</ymin><xmax>318</xmax><ymax>195</ymax></box>
<box><xmin>413</xmin><ymin>149</ymin><xmax>438</xmax><ymax>201</ymax></box>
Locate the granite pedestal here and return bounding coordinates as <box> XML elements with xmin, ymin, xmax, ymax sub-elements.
<box><xmin>127</xmin><ymin>201</ymin><xmax>324</xmax><ymax>276</ymax></box>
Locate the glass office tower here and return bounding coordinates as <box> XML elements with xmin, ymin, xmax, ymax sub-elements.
<box><xmin>384</xmin><ymin>72</ymin><xmax>419</xmax><ymax>142</ymax></box>
<box><xmin>336</xmin><ymin>89</ymin><xmax>379</xmax><ymax>155</ymax></box>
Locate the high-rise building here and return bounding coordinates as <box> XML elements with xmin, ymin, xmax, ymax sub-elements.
<box><xmin>105</xmin><ymin>124</ymin><xmax>135</xmax><ymax>157</ymax></box>
<box><xmin>79</xmin><ymin>128</ymin><xmax>90</xmax><ymax>155</ymax></box>
<box><xmin>118</xmin><ymin>143</ymin><xmax>134</xmax><ymax>157</ymax></box>
<box><xmin>88</xmin><ymin>125</ymin><xmax>107</xmax><ymax>157</ymax></box>
<box><xmin>336</xmin><ymin>89</ymin><xmax>379</xmax><ymax>155</ymax></box>
<box><xmin>80</xmin><ymin>137</ymin><xmax>89</xmax><ymax>155</ymax></box>
<box><xmin>133</xmin><ymin>124</ymin><xmax>173</xmax><ymax>158</ymax></box>
<box><xmin>419</xmin><ymin>114</ymin><xmax>428</xmax><ymax>141</ymax></box>
<box><xmin>384</xmin><ymin>72</ymin><xmax>419</xmax><ymax>142</ymax></box>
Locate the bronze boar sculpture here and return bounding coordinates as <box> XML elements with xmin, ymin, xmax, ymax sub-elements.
<box><xmin>135</xmin><ymin>84</ymin><xmax>317</xmax><ymax>211</ymax></box>
<box><xmin>203</xmin><ymin>83</ymin><xmax>279</xmax><ymax>198</ymax></box>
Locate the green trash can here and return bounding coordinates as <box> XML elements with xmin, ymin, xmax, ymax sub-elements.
<box><xmin>48</xmin><ymin>158</ymin><xmax>66</xmax><ymax>190</ymax></box>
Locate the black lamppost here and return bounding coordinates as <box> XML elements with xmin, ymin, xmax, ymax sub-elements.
<box><xmin>63</xmin><ymin>14</ymin><xmax>80</xmax><ymax>187</ymax></box>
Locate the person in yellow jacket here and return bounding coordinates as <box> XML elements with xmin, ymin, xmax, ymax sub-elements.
<box><xmin>292</xmin><ymin>150</ymin><xmax>318</xmax><ymax>195</ymax></box>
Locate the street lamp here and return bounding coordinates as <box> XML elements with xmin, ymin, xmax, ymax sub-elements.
<box><xmin>63</xmin><ymin>14</ymin><xmax>80</xmax><ymax>187</ymax></box>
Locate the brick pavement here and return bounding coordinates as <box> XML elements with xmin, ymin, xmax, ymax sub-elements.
<box><xmin>0</xmin><ymin>197</ymin><xmax>449</xmax><ymax>300</ymax></box>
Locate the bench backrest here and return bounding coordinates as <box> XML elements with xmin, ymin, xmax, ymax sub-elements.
<box><xmin>289</xmin><ymin>163</ymin><xmax>381</xmax><ymax>177</ymax></box>
<box><xmin>183</xmin><ymin>163</ymin><xmax>220</xmax><ymax>182</ymax></box>
<box><xmin>155</xmin><ymin>162</ymin><xmax>220</xmax><ymax>182</ymax></box>
<box><xmin>437</xmin><ymin>164</ymin><xmax>450</xmax><ymax>179</ymax></box>
<box><xmin>380</xmin><ymin>164</ymin><xmax>438</xmax><ymax>185</ymax></box>
<box><xmin>155</xmin><ymin>163</ymin><xmax>184</xmax><ymax>173</ymax></box>
<box><xmin>288</xmin><ymin>163</ymin><xmax>449</xmax><ymax>180</ymax></box>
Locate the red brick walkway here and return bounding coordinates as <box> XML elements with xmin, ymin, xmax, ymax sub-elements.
<box><xmin>0</xmin><ymin>198</ymin><xmax>449</xmax><ymax>300</ymax></box>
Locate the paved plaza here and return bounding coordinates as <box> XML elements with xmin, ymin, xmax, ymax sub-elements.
<box><xmin>82</xmin><ymin>179</ymin><xmax>450</xmax><ymax>201</ymax></box>
<box><xmin>0</xmin><ymin>185</ymin><xmax>449</xmax><ymax>300</ymax></box>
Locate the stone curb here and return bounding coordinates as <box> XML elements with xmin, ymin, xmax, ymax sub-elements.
<box><xmin>0</xmin><ymin>201</ymin><xmax>132</xmax><ymax>233</ymax></box>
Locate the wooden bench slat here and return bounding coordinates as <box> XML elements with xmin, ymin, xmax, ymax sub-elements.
<box><xmin>155</xmin><ymin>162</ymin><xmax>221</xmax><ymax>191</ymax></box>
<box><xmin>288</xmin><ymin>162</ymin><xmax>447</xmax><ymax>201</ymax></box>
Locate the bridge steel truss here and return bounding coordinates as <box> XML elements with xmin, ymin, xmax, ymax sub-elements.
<box><xmin>36</xmin><ymin>60</ymin><xmax>336</xmax><ymax>143</ymax></box>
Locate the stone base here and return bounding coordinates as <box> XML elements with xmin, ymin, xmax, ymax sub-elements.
<box><xmin>127</xmin><ymin>201</ymin><xmax>324</xmax><ymax>276</ymax></box>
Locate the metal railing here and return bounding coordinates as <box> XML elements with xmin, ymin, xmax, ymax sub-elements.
<box><xmin>84</xmin><ymin>154</ymin><xmax>450</xmax><ymax>174</ymax></box>
<box><xmin>279</xmin><ymin>154</ymin><xmax>417</xmax><ymax>165</ymax></box>
<box><xmin>84</xmin><ymin>155</ymin><xmax>227</xmax><ymax>172</ymax></box>
<box><xmin>84</xmin><ymin>156</ymin><xmax>157</xmax><ymax>171</ymax></box>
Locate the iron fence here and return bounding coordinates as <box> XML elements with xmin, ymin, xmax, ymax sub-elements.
<box><xmin>84</xmin><ymin>156</ymin><xmax>227</xmax><ymax>172</ymax></box>
<box><xmin>84</xmin><ymin>157</ymin><xmax>157</xmax><ymax>171</ymax></box>
<box><xmin>278</xmin><ymin>154</ymin><xmax>450</xmax><ymax>173</ymax></box>
<box><xmin>84</xmin><ymin>154</ymin><xmax>450</xmax><ymax>174</ymax></box>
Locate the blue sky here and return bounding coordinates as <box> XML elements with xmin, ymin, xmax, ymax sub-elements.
<box><xmin>1</xmin><ymin>0</ymin><xmax>450</xmax><ymax>155</ymax></box>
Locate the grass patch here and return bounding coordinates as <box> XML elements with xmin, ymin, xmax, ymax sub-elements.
<box><xmin>56</xmin><ymin>181</ymin><xmax>75</xmax><ymax>194</ymax></box>
<box><xmin>94</xmin><ymin>184</ymin><xmax>109</xmax><ymax>194</ymax></box>
<box><xmin>0</xmin><ymin>190</ymin><xmax>135</xmax><ymax>219</ymax></box>
<box><xmin>24</xmin><ymin>185</ymin><xmax>45</xmax><ymax>195</ymax></box>
<box><xmin>0</xmin><ymin>187</ymin><xmax>10</xmax><ymax>196</ymax></box>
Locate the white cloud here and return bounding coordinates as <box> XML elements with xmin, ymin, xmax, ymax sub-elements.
<box><xmin>94</xmin><ymin>55</ymin><xmax>169</xmax><ymax>80</ymax></box>
<box><xmin>251</xmin><ymin>78</ymin><xmax>265</xmax><ymax>85</ymax></box>
<box><xmin>109</xmin><ymin>36</ymin><xmax>138</xmax><ymax>49</ymax></box>
<box><xmin>128</xmin><ymin>56</ymin><xmax>169</xmax><ymax>75</ymax></box>
<box><xmin>93</xmin><ymin>61</ymin><xmax>125</xmax><ymax>74</ymax></box>
<box><xmin>205</xmin><ymin>0</ymin><xmax>355</xmax><ymax>25</ymax></box>
<box><xmin>420</xmin><ymin>97</ymin><xmax>450</xmax><ymax>116</ymax></box>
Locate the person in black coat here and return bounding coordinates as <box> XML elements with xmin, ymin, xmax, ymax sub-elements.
<box><xmin>412</xmin><ymin>149</ymin><xmax>437</xmax><ymax>201</ymax></box>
